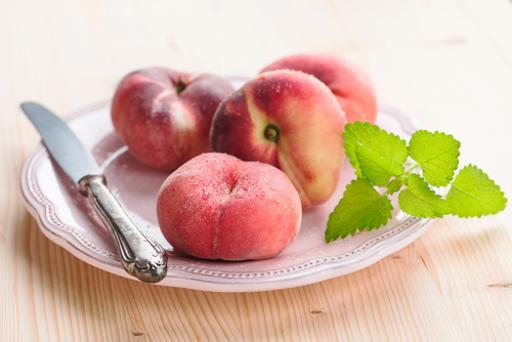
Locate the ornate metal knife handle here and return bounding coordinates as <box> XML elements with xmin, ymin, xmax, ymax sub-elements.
<box><xmin>79</xmin><ymin>175</ymin><xmax>167</xmax><ymax>283</ymax></box>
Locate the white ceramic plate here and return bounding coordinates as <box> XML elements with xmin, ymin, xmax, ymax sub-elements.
<box><xmin>21</xmin><ymin>99</ymin><xmax>430</xmax><ymax>292</ymax></box>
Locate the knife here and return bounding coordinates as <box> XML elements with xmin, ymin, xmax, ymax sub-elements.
<box><xmin>21</xmin><ymin>102</ymin><xmax>168</xmax><ymax>283</ymax></box>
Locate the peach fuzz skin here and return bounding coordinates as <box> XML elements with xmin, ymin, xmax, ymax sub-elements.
<box><xmin>111</xmin><ymin>67</ymin><xmax>233</xmax><ymax>171</ymax></box>
<box><xmin>156</xmin><ymin>153</ymin><xmax>302</xmax><ymax>261</ymax></box>
<box><xmin>261</xmin><ymin>54</ymin><xmax>377</xmax><ymax>123</ymax></box>
<box><xmin>210</xmin><ymin>70</ymin><xmax>346</xmax><ymax>208</ymax></box>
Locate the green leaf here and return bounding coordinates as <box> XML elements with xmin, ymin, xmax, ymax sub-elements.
<box><xmin>325</xmin><ymin>179</ymin><xmax>393</xmax><ymax>242</ymax></box>
<box><xmin>446</xmin><ymin>165</ymin><xmax>507</xmax><ymax>217</ymax></box>
<box><xmin>408</xmin><ymin>130</ymin><xmax>460</xmax><ymax>186</ymax></box>
<box><xmin>386</xmin><ymin>178</ymin><xmax>403</xmax><ymax>194</ymax></box>
<box><xmin>344</xmin><ymin>122</ymin><xmax>408</xmax><ymax>186</ymax></box>
<box><xmin>355</xmin><ymin>145</ymin><xmax>405</xmax><ymax>186</ymax></box>
<box><xmin>398</xmin><ymin>174</ymin><xmax>446</xmax><ymax>218</ymax></box>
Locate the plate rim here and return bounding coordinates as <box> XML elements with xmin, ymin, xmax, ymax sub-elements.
<box><xmin>20</xmin><ymin>100</ymin><xmax>431</xmax><ymax>292</ymax></box>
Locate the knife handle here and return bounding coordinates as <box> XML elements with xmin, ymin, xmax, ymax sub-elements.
<box><xmin>79</xmin><ymin>175</ymin><xmax>167</xmax><ymax>283</ymax></box>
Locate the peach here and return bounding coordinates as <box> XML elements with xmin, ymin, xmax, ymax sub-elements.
<box><xmin>210</xmin><ymin>70</ymin><xmax>346</xmax><ymax>208</ymax></box>
<box><xmin>156</xmin><ymin>153</ymin><xmax>302</xmax><ymax>260</ymax></box>
<box><xmin>111</xmin><ymin>67</ymin><xmax>233</xmax><ymax>171</ymax></box>
<box><xmin>261</xmin><ymin>54</ymin><xmax>377</xmax><ymax>123</ymax></box>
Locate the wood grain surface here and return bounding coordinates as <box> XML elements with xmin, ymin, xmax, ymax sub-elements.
<box><xmin>1</xmin><ymin>0</ymin><xmax>512</xmax><ymax>340</ymax></box>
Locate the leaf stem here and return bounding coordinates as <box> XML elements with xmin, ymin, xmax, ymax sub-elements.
<box><xmin>404</xmin><ymin>163</ymin><xmax>419</xmax><ymax>174</ymax></box>
<box><xmin>384</xmin><ymin>177</ymin><xmax>403</xmax><ymax>195</ymax></box>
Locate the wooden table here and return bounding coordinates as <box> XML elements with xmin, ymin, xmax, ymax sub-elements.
<box><xmin>2</xmin><ymin>0</ymin><xmax>512</xmax><ymax>340</ymax></box>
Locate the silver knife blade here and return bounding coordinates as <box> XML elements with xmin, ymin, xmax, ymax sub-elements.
<box><xmin>21</xmin><ymin>102</ymin><xmax>102</xmax><ymax>184</ymax></box>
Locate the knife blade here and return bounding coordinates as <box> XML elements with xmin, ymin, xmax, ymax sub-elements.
<box><xmin>21</xmin><ymin>102</ymin><xmax>101</xmax><ymax>183</ymax></box>
<box><xmin>21</xmin><ymin>102</ymin><xmax>168</xmax><ymax>283</ymax></box>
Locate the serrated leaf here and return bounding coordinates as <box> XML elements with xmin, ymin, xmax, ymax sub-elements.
<box><xmin>446</xmin><ymin>165</ymin><xmax>507</xmax><ymax>217</ymax></box>
<box><xmin>398</xmin><ymin>174</ymin><xmax>446</xmax><ymax>218</ymax></box>
<box><xmin>355</xmin><ymin>145</ymin><xmax>405</xmax><ymax>186</ymax></box>
<box><xmin>325</xmin><ymin>179</ymin><xmax>393</xmax><ymax>242</ymax></box>
<box><xmin>408</xmin><ymin>130</ymin><xmax>460</xmax><ymax>186</ymax></box>
<box><xmin>386</xmin><ymin>178</ymin><xmax>403</xmax><ymax>194</ymax></box>
<box><xmin>344</xmin><ymin>122</ymin><xmax>408</xmax><ymax>186</ymax></box>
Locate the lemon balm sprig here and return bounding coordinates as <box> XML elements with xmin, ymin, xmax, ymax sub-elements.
<box><xmin>325</xmin><ymin>122</ymin><xmax>507</xmax><ymax>242</ymax></box>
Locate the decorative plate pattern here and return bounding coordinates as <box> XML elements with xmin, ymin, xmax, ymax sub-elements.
<box><xmin>21</xmin><ymin>100</ymin><xmax>430</xmax><ymax>292</ymax></box>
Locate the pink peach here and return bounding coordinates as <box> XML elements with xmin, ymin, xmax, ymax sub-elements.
<box><xmin>111</xmin><ymin>67</ymin><xmax>233</xmax><ymax>171</ymax></box>
<box><xmin>211</xmin><ymin>70</ymin><xmax>346</xmax><ymax>208</ymax></box>
<box><xmin>261</xmin><ymin>54</ymin><xmax>377</xmax><ymax>123</ymax></box>
<box><xmin>157</xmin><ymin>152</ymin><xmax>302</xmax><ymax>260</ymax></box>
